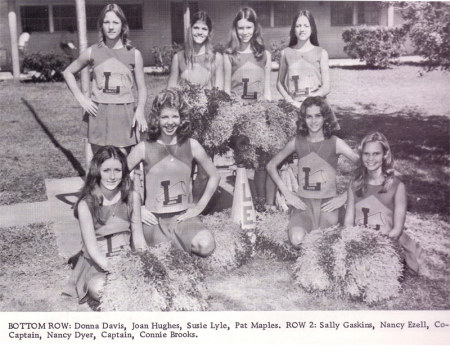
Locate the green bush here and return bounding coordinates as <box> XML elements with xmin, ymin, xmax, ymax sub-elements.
<box><xmin>270</xmin><ymin>40</ymin><xmax>287</xmax><ymax>64</ymax></box>
<box><xmin>22</xmin><ymin>51</ymin><xmax>70</xmax><ymax>82</ymax></box>
<box><xmin>342</xmin><ymin>26</ymin><xmax>406</xmax><ymax>68</ymax></box>
<box><xmin>293</xmin><ymin>226</ymin><xmax>403</xmax><ymax>303</ymax></box>
<box><xmin>151</xmin><ymin>43</ymin><xmax>182</xmax><ymax>73</ymax></box>
<box><xmin>401</xmin><ymin>2</ymin><xmax>450</xmax><ymax>71</ymax></box>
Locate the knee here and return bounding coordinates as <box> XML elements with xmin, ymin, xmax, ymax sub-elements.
<box><xmin>87</xmin><ymin>274</ymin><xmax>105</xmax><ymax>301</ymax></box>
<box><xmin>289</xmin><ymin>227</ymin><xmax>306</xmax><ymax>249</ymax></box>
<box><xmin>192</xmin><ymin>231</ymin><xmax>215</xmax><ymax>257</ymax></box>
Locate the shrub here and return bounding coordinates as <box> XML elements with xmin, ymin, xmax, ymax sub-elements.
<box><xmin>342</xmin><ymin>26</ymin><xmax>406</xmax><ymax>68</ymax></box>
<box><xmin>151</xmin><ymin>43</ymin><xmax>182</xmax><ymax>73</ymax></box>
<box><xmin>200</xmin><ymin>210</ymin><xmax>254</xmax><ymax>272</ymax></box>
<box><xmin>293</xmin><ymin>226</ymin><xmax>403</xmax><ymax>303</ymax></box>
<box><xmin>270</xmin><ymin>40</ymin><xmax>287</xmax><ymax>64</ymax></box>
<box><xmin>22</xmin><ymin>51</ymin><xmax>70</xmax><ymax>82</ymax></box>
<box><xmin>401</xmin><ymin>2</ymin><xmax>450</xmax><ymax>71</ymax></box>
<box><xmin>101</xmin><ymin>243</ymin><xmax>208</xmax><ymax>311</ymax></box>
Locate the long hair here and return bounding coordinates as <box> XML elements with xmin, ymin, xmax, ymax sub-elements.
<box><xmin>288</xmin><ymin>10</ymin><xmax>319</xmax><ymax>47</ymax></box>
<box><xmin>147</xmin><ymin>89</ymin><xmax>191</xmax><ymax>144</ymax></box>
<box><xmin>74</xmin><ymin>146</ymin><xmax>132</xmax><ymax>225</ymax></box>
<box><xmin>225</xmin><ymin>7</ymin><xmax>265</xmax><ymax>60</ymax></box>
<box><xmin>184</xmin><ymin>11</ymin><xmax>216</xmax><ymax>86</ymax></box>
<box><xmin>353</xmin><ymin>132</ymin><xmax>395</xmax><ymax>196</ymax></box>
<box><xmin>297</xmin><ymin>96</ymin><xmax>339</xmax><ymax>138</ymax></box>
<box><xmin>97</xmin><ymin>3</ymin><xmax>132</xmax><ymax>50</ymax></box>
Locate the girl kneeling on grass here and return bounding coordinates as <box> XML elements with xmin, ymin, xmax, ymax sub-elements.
<box><xmin>63</xmin><ymin>3</ymin><xmax>147</xmax><ymax>164</ymax></box>
<box><xmin>344</xmin><ymin>132</ymin><xmax>422</xmax><ymax>273</ymax></box>
<box><xmin>63</xmin><ymin>146</ymin><xmax>147</xmax><ymax>303</ymax></box>
<box><xmin>266</xmin><ymin>96</ymin><xmax>359</xmax><ymax>248</ymax></box>
<box><xmin>127</xmin><ymin>89</ymin><xmax>220</xmax><ymax>257</ymax></box>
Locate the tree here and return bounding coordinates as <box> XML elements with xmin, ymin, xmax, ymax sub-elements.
<box><xmin>400</xmin><ymin>2</ymin><xmax>450</xmax><ymax>71</ymax></box>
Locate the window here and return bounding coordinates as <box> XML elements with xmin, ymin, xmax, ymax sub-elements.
<box><xmin>331</xmin><ymin>2</ymin><xmax>353</xmax><ymax>26</ymax></box>
<box><xmin>20</xmin><ymin>6</ymin><xmax>49</xmax><ymax>32</ymax></box>
<box><xmin>86</xmin><ymin>4</ymin><xmax>143</xmax><ymax>31</ymax></box>
<box><xmin>53</xmin><ymin>5</ymin><xmax>77</xmax><ymax>32</ymax></box>
<box><xmin>251</xmin><ymin>2</ymin><xmax>271</xmax><ymax>27</ymax></box>
<box><xmin>274</xmin><ymin>2</ymin><xmax>299</xmax><ymax>27</ymax></box>
<box><xmin>331</xmin><ymin>1</ymin><xmax>380</xmax><ymax>26</ymax></box>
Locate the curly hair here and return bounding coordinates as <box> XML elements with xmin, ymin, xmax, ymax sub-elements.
<box><xmin>288</xmin><ymin>10</ymin><xmax>319</xmax><ymax>47</ymax></box>
<box><xmin>352</xmin><ymin>132</ymin><xmax>396</xmax><ymax>196</ymax></box>
<box><xmin>147</xmin><ymin>89</ymin><xmax>191</xmax><ymax>144</ymax></box>
<box><xmin>225</xmin><ymin>7</ymin><xmax>266</xmax><ymax>60</ymax></box>
<box><xmin>97</xmin><ymin>3</ymin><xmax>133</xmax><ymax>50</ymax></box>
<box><xmin>296</xmin><ymin>96</ymin><xmax>339</xmax><ymax>138</ymax></box>
<box><xmin>74</xmin><ymin>146</ymin><xmax>132</xmax><ymax>224</ymax></box>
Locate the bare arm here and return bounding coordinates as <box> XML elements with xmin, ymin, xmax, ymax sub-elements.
<box><xmin>276</xmin><ymin>50</ymin><xmax>294</xmax><ymax>103</ymax></box>
<box><xmin>63</xmin><ymin>47</ymin><xmax>98</xmax><ymax>116</ymax></box>
<box><xmin>343</xmin><ymin>185</ymin><xmax>356</xmax><ymax>227</ymax></box>
<box><xmin>177</xmin><ymin>139</ymin><xmax>220</xmax><ymax>221</ymax></box>
<box><xmin>130</xmin><ymin>190</ymin><xmax>147</xmax><ymax>250</ymax></box>
<box><xmin>167</xmin><ymin>52</ymin><xmax>179</xmax><ymax>88</ymax></box>
<box><xmin>266</xmin><ymin>139</ymin><xmax>306</xmax><ymax>210</ymax></box>
<box><xmin>223</xmin><ymin>53</ymin><xmax>232</xmax><ymax>95</ymax></box>
<box><xmin>127</xmin><ymin>141</ymin><xmax>145</xmax><ymax>171</ymax></box>
<box><xmin>311</xmin><ymin>49</ymin><xmax>330</xmax><ymax>98</ymax></box>
<box><xmin>336</xmin><ymin>137</ymin><xmax>359</xmax><ymax>164</ymax></box>
<box><xmin>77</xmin><ymin>200</ymin><xmax>108</xmax><ymax>270</ymax></box>
<box><xmin>132</xmin><ymin>49</ymin><xmax>148</xmax><ymax>135</ymax></box>
<box><xmin>388</xmin><ymin>182</ymin><xmax>407</xmax><ymax>240</ymax></box>
<box><xmin>214</xmin><ymin>52</ymin><xmax>224</xmax><ymax>90</ymax></box>
<box><xmin>263</xmin><ymin>50</ymin><xmax>272</xmax><ymax>101</ymax></box>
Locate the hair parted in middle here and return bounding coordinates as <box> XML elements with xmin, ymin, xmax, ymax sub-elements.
<box><xmin>296</xmin><ymin>96</ymin><xmax>339</xmax><ymax>138</ymax></box>
<box><xmin>352</xmin><ymin>131</ymin><xmax>396</xmax><ymax>196</ymax></box>
<box><xmin>74</xmin><ymin>146</ymin><xmax>132</xmax><ymax>224</ymax></box>
<box><xmin>288</xmin><ymin>10</ymin><xmax>319</xmax><ymax>47</ymax></box>
<box><xmin>147</xmin><ymin>89</ymin><xmax>191</xmax><ymax>143</ymax></box>
<box><xmin>184</xmin><ymin>11</ymin><xmax>216</xmax><ymax>86</ymax></box>
<box><xmin>97</xmin><ymin>3</ymin><xmax>133</xmax><ymax>50</ymax></box>
<box><xmin>225</xmin><ymin>7</ymin><xmax>265</xmax><ymax>60</ymax></box>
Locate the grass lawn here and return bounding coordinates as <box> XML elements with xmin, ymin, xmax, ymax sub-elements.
<box><xmin>0</xmin><ymin>64</ymin><xmax>449</xmax><ymax>311</ymax></box>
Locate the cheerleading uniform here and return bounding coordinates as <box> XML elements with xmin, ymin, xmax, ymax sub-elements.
<box><xmin>281</xmin><ymin>46</ymin><xmax>323</xmax><ymax>102</ymax></box>
<box><xmin>230</xmin><ymin>51</ymin><xmax>267</xmax><ymax>102</ymax></box>
<box><xmin>288</xmin><ymin>135</ymin><xmax>339</xmax><ymax>232</ymax></box>
<box><xmin>353</xmin><ymin>177</ymin><xmax>422</xmax><ymax>272</ymax></box>
<box><xmin>88</xmin><ymin>43</ymin><xmax>137</xmax><ymax>147</ymax></box>
<box><xmin>62</xmin><ymin>197</ymin><xmax>132</xmax><ymax>303</ymax></box>
<box><xmin>142</xmin><ymin>139</ymin><xmax>210</xmax><ymax>252</ymax></box>
<box><xmin>176</xmin><ymin>50</ymin><xmax>214</xmax><ymax>88</ymax></box>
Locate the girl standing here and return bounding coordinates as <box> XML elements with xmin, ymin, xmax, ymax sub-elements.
<box><xmin>63</xmin><ymin>3</ymin><xmax>147</xmax><ymax>162</ymax></box>
<box><xmin>277</xmin><ymin>10</ymin><xmax>330</xmax><ymax>109</ymax></box>
<box><xmin>266</xmin><ymin>96</ymin><xmax>359</xmax><ymax>248</ymax></box>
<box><xmin>127</xmin><ymin>89</ymin><xmax>220</xmax><ymax>257</ymax></box>
<box><xmin>167</xmin><ymin>11</ymin><xmax>223</xmax><ymax>90</ymax></box>
<box><xmin>63</xmin><ymin>146</ymin><xmax>146</xmax><ymax>303</ymax></box>
<box><xmin>344</xmin><ymin>132</ymin><xmax>422</xmax><ymax>273</ymax></box>
<box><xmin>224</xmin><ymin>7</ymin><xmax>271</xmax><ymax>102</ymax></box>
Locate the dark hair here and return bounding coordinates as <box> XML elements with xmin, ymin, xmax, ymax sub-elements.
<box><xmin>147</xmin><ymin>89</ymin><xmax>191</xmax><ymax>144</ymax></box>
<box><xmin>353</xmin><ymin>132</ymin><xmax>395</xmax><ymax>196</ymax></box>
<box><xmin>184</xmin><ymin>11</ymin><xmax>216</xmax><ymax>86</ymax></box>
<box><xmin>297</xmin><ymin>96</ymin><xmax>338</xmax><ymax>138</ymax></box>
<box><xmin>288</xmin><ymin>10</ymin><xmax>319</xmax><ymax>47</ymax></box>
<box><xmin>74</xmin><ymin>146</ymin><xmax>132</xmax><ymax>224</ymax></box>
<box><xmin>97</xmin><ymin>3</ymin><xmax>132</xmax><ymax>49</ymax></box>
<box><xmin>225</xmin><ymin>7</ymin><xmax>265</xmax><ymax>60</ymax></box>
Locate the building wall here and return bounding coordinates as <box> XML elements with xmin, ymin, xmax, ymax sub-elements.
<box><xmin>0</xmin><ymin>0</ymin><xmax>11</xmax><ymax>70</ymax></box>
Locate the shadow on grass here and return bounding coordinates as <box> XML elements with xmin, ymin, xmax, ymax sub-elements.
<box><xmin>21</xmin><ymin>98</ymin><xmax>85</xmax><ymax>177</ymax></box>
<box><xmin>335</xmin><ymin>108</ymin><xmax>449</xmax><ymax>217</ymax></box>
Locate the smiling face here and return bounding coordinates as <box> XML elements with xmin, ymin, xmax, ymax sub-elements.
<box><xmin>191</xmin><ymin>20</ymin><xmax>209</xmax><ymax>45</ymax></box>
<box><xmin>99</xmin><ymin>157</ymin><xmax>122</xmax><ymax>192</ymax></box>
<box><xmin>236</xmin><ymin>18</ymin><xmax>255</xmax><ymax>44</ymax></box>
<box><xmin>102</xmin><ymin>11</ymin><xmax>122</xmax><ymax>41</ymax></box>
<box><xmin>305</xmin><ymin>105</ymin><xmax>324</xmax><ymax>134</ymax></box>
<box><xmin>362</xmin><ymin>141</ymin><xmax>385</xmax><ymax>173</ymax></box>
<box><xmin>295</xmin><ymin>15</ymin><xmax>312</xmax><ymax>42</ymax></box>
<box><xmin>159</xmin><ymin>107</ymin><xmax>181</xmax><ymax>137</ymax></box>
